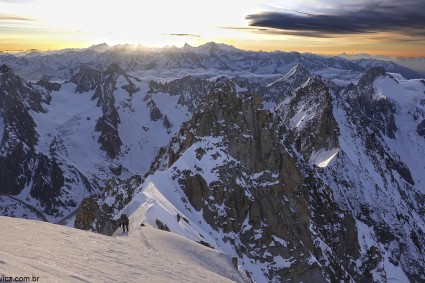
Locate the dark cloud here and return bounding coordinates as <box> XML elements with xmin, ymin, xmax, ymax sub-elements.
<box><xmin>246</xmin><ymin>1</ymin><xmax>425</xmax><ymax>37</ymax></box>
<box><xmin>169</xmin><ymin>33</ymin><xmax>200</xmax><ymax>37</ymax></box>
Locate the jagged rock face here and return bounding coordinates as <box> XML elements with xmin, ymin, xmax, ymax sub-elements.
<box><xmin>74</xmin><ymin>195</ymin><xmax>120</xmax><ymax>236</ymax></box>
<box><xmin>154</xmin><ymin>78</ymin><xmax>362</xmax><ymax>282</ymax></box>
<box><xmin>147</xmin><ymin>75</ymin><xmax>211</xmax><ymax>112</ymax></box>
<box><xmin>340</xmin><ymin>68</ymin><xmax>414</xmax><ymax>187</ymax></box>
<box><xmin>299</xmin><ymin>68</ymin><xmax>425</xmax><ymax>282</ymax></box>
<box><xmin>146</xmin><ymin>99</ymin><xmax>162</xmax><ymax>122</ymax></box>
<box><xmin>277</xmin><ymin>76</ymin><xmax>340</xmax><ymax>163</ymax></box>
<box><xmin>74</xmin><ymin>197</ymin><xmax>99</xmax><ymax>231</ymax></box>
<box><xmin>232</xmin><ymin>64</ymin><xmax>311</xmax><ymax>107</ymax></box>
<box><xmin>304</xmin><ymin>180</ymin><xmax>358</xmax><ymax>282</ymax></box>
<box><xmin>0</xmin><ymin>65</ymin><xmax>65</xmax><ymax>215</ymax></box>
<box><xmin>71</xmin><ymin>64</ymin><xmax>141</xmax><ymax>159</ymax></box>
<box><xmin>70</xmin><ymin>65</ymin><xmax>102</xmax><ymax>93</ymax></box>
<box><xmin>345</xmin><ymin>67</ymin><xmax>397</xmax><ymax>139</ymax></box>
<box><xmin>91</xmin><ymin>64</ymin><xmax>125</xmax><ymax>159</ymax></box>
<box><xmin>37</xmin><ymin>78</ymin><xmax>61</xmax><ymax>92</ymax></box>
<box><xmin>261</xmin><ymin>64</ymin><xmax>311</xmax><ymax>104</ymax></box>
<box><xmin>74</xmin><ymin>175</ymin><xmax>142</xmax><ymax>235</ymax></box>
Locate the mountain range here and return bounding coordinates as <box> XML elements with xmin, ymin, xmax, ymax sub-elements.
<box><xmin>1</xmin><ymin>43</ymin><xmax>424</xmax><ymax>282</ymax></box>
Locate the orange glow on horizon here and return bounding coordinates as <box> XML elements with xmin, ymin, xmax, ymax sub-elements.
<box><xmin>1</xmin><ymin>39</ymin><xmax>424</xmax><ymax>58</ymax></box>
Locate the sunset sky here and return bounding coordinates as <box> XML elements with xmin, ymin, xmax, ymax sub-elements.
<box><xmin>1</xmin><ymin>0</ymin><xmax>424</xmax><ymax>57</ymax></box>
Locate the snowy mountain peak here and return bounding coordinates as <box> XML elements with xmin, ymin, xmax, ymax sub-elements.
<box><xmin>195</xmin><ymin>42</ymin><xmax>239</xmax><ymax>54</ymax></box>
<box><xmin>259</xmin><ymin>64</ymin><xmax>312</xmax><ymax>105</ymax></box>
<box><xmin>198</xmin><ymin>41</ymin><xmax>221</xmax><ymax>53</ymax></box>
<box><xmin>87</xmin><ymin>43</ymin><xmax>110</xmax><ymax>52</ymax></box>
<box><xmin>275</xmin><ymin>63</ymin><xmax>311</xmax><ymax>84</ymax></box>
<box><xmin>182</xmin><ymin>42</ymin><xmax>193</xmax><ymax>50</ymax></box>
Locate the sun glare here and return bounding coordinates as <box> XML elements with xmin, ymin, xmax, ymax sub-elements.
<box><xmin>4</xmin><ymin>0</ymin><xmax>259</xmax><ymax>48</ymax></box>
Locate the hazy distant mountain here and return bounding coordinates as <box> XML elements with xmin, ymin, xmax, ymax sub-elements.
<box><xmin>1</xmin><ymin>42</ymin><xmax>422</xmax><ymax>83</ymax></box>
<box><xmin>338</xmin><ymin>52</ymin><xmax>425</xmax><ymax>76</ymax></box>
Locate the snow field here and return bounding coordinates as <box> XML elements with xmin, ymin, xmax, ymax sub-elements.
<box><xmin>0</xmin><ymin>216</ymin><xmax>248</xmax><ymax>283</ymax></box>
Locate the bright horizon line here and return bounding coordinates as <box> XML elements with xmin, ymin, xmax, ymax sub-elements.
<box><xmin>1</xmin><ymin>41</ymin><xmax>423</xmax><ymax>59</ymax></box>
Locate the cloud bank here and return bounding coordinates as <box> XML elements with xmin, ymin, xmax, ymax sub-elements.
<box><xmin>246</xmin><ymin>0</ymin><xmax>425</xmax><ymax>37</ymax></box>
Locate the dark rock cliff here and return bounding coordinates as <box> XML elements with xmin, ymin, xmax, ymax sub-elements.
<box><xmin>0</xmin><ymin>65</ymin><xmax>65</xmax><ymax>216</ymax></box>
<box><xmin>151</xmin><ymin>77</ymin><xmax>361</xmax><ymax>281</ymax></box>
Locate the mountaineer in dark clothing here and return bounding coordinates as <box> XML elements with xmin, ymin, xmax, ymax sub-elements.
<box><xmin>120</xmin><ymin>214</ymin><xmax>129</xmax><ymax>233</ymax></box>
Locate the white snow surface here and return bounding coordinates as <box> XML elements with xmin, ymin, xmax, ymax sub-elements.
<box><xmin>31</xmin><ymin>78</ymin><xmax>189</xmax><ymax>182</ymax></box>
<box><xmin>309</xmin><ymin>148</ymin><xmax>340</xmax><ymax>167</ymax></box>
<box><xmin>0</xmin><ymin>216</ymin><xmax>248</xmax><ymax>283</ymax></box>
<box><xmin>374</xmin><ymin>76</ymin><xmax>425</xmax><ymax>192</ymax></box>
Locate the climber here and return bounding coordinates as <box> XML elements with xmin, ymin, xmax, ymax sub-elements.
<box><xmin>120</xmin><ymin>214</ymin><xmax>129</xmax><ymax>233</ymax></box>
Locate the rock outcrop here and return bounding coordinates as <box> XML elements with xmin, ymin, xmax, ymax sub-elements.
<box><xmin>277</xmin><ymin>75</ymin><xmax>340</xmax><ymax>162</ymax></box>
<box><xmin>74</xmin><ymin>175</ymin><xmax>142</xmax><ymax>235</ymax></box>
<box><xmin>150</xmin><ymin>77</ymin><xmax>360</xmax><ymax>281</ymax></box>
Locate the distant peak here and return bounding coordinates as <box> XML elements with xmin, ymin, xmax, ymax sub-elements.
<box><xmin>88</xmin><ymin>43</ymin><xmax>110</xmax><ymax>52</ymax></box>
<box><xmin>203</xmin><ymin>41</ymin><xmax>218</xmax><ymax>47</ymax></box>
<box><xmin>195</xmin><ymin>42</ymin><xmax>239</xmax><ymax>53</ymax></box>
<box><xmin>182</xmin><ymin>43</ymin><xmax>192</xmax><ymax>49</ymax></box>
<box><xmin>273</xmin><ymin>63</ymin><xmax>311</xmax><ymax>85</ymax></box>
<box><xmin>201</xmin><ymin>42</ymin><xmax>221</xmax><ymax>53</ymax></box>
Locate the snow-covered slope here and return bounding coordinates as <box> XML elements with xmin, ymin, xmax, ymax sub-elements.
<box><xmin>0</xmin><ymin>64</ymin><xmax>208</xmax><ymax>222</ymax></box>
<box><xmin>0</xmin><ymin>216</ymin><xmax>248</xmax><ymax>283</ymax></box>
